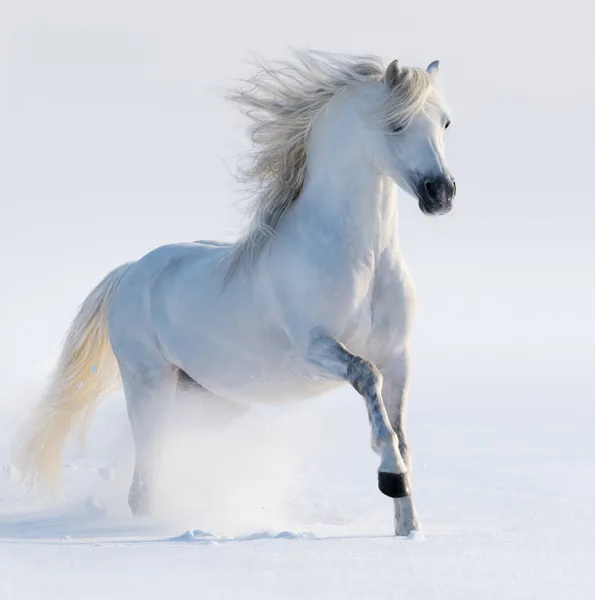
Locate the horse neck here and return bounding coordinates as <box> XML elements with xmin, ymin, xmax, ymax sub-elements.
<box><xmin>296</xmin><ymin>104</ymin><xmax>399</xmax><ymax>257</ymax></box>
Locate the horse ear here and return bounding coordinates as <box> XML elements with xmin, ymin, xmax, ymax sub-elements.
<box><xmin>426</xmin><ymin>60</ymin><xmax>440</xmax><ymax>78</ymax></box>
<box><xmin>385</xmin><ymin>59</ymin><xmax>402</xmax><ymax>88</ymax></box>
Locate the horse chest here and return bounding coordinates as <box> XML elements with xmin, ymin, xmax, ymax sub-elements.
<box><xmin>360</xmin><ymin>263</ymin><xmax>416</xmax><ymax>362</ymax></box>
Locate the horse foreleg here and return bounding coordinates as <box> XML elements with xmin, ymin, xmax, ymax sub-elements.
<box><xmin>380</xmin><ymin>350</ymin><xmax>421</xmax><ymax>536</ymax></box>
<box><xmin>307</xmin><ymin>328</ymin><xmax>409</xmax><ymax>500</ymax></box>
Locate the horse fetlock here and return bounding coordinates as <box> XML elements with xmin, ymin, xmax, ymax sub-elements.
<box><xmin>128</xmin><ymin>470</ymin><xmax>152</xmax><ymax>516</ymax></box>
<box><xmin>377</xmin><ymin>435</ymin><xmax>406</xmax><ymax>474</ymax></box>
<box><xmin>128</xmin><ymin>484</ymin><xmax>151</xmax><ymax>516</ymax></box>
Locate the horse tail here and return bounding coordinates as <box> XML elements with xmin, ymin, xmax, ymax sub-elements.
<box><xmin>13</xmin><ymin>262</ymin><xmax>133</xmax><ymax>491</ymax></box>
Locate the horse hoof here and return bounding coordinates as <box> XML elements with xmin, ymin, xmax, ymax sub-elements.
<box><xmin>378</xmin><ymin>472</ymin><xmax>409</xmax><ymax>498</ymax></box>
<box><xmin>398</xmin><ymin>529</ymin><xmax>424</xmax><ymax>540</ymax></box>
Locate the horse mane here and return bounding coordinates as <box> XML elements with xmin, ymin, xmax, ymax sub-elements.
<box><xmin>224</xmin><ymin>49</ymin><xmax>435</xmax><ymax>278</ymax></box>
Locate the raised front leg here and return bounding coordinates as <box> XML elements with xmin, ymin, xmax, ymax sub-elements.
<box><xmin>308</xmin><ymin>328</ymin><xmax>409</xmax><ymax>499</ymax></box>
<box><xmin>381</xmin><ymin>350</ymin><xmax>420</xmax><ymax>536</ymax></box>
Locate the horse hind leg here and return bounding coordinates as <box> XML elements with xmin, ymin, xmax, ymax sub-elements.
<box><xmin>119</xmin><ymin>358</ymin><xmax>178</xmax><ymax>516</ymax></box>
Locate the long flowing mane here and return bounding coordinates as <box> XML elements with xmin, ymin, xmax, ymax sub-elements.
<box><xmin>225</xmin><ymin>50</ymin><xmax>435</xmax><ymax>277</ymax></box>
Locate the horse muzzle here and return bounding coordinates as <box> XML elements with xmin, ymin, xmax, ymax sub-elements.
<box><xmin>417</xmin><ymin>176</ymin><xmax>456</xmax><ymax>215</ymax></box>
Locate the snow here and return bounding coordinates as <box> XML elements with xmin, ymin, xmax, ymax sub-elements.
<box><xmin>1</xmin><ymin>377</ymin><xmax>593</xmax><ymax>599</ymax></box>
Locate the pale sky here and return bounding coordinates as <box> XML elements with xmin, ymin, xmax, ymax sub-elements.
<box><xmin>0</xmin><ymin>0</ymin><xmax>592</xmax><ymax>398</ymax></box>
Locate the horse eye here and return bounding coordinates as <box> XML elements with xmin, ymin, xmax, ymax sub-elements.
<box><xmin>444</xmin><ymin>120</ymin><xmax>451</xmax><ymax>130</ymax></box>
<box><xmin>390</xmin><ymin>123</ymin><xmax>404</xmax><ymax>134</ymax></box>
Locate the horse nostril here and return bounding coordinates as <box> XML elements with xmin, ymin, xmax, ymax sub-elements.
<box><xmin>424</xmin><ymin>180</ymin><xmax>437</xmax><ymax>198</ymax></box>
<box><xmin>452</xmin><ymin>180</ymin><xmax>457</xmax><ymax>195</ymax></box>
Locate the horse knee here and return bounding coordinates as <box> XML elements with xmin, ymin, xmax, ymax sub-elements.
<box><xmin>346</xmin><ymin>356</ymin><xmax>382</xmax><ymax>396</ymax></box>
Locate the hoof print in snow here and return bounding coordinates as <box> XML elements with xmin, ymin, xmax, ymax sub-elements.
<box><xmin>378</xmin><ymin>472</ymin><xmax>409</xmax><ymax>498</ymax></box>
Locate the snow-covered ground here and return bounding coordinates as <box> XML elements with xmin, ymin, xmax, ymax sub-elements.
<box><xmin>1</xmin><ymin>372</ymin><xmax>593</xmax><ymax>599</ymax></box>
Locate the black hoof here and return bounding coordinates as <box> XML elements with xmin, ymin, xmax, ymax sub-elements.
<box><xmin>378</xmin><ymin>472</ymin><xmax>410</xmax><ymax>498</ymax></box>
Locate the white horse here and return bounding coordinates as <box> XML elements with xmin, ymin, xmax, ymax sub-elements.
<box><xmin>15</xmin><ymin>51</ymin><xmax>455</xmax><ymax>536</ymax></box>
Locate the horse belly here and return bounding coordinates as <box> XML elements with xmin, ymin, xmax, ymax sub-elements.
<box><xmin>155</xmin><ymin>287</ymin><xmax>342</xmax><ymax>403</ymax></box>
<box><xmin>174</xmin><ymin>334</ymin><xmax>343</xmax><ymax>404</ymax></box>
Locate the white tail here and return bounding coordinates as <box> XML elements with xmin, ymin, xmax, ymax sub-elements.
<box><xmin>13</xmin><ymin>263</ymin><xmax>132</xmax><ymax>490</ymax></box>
